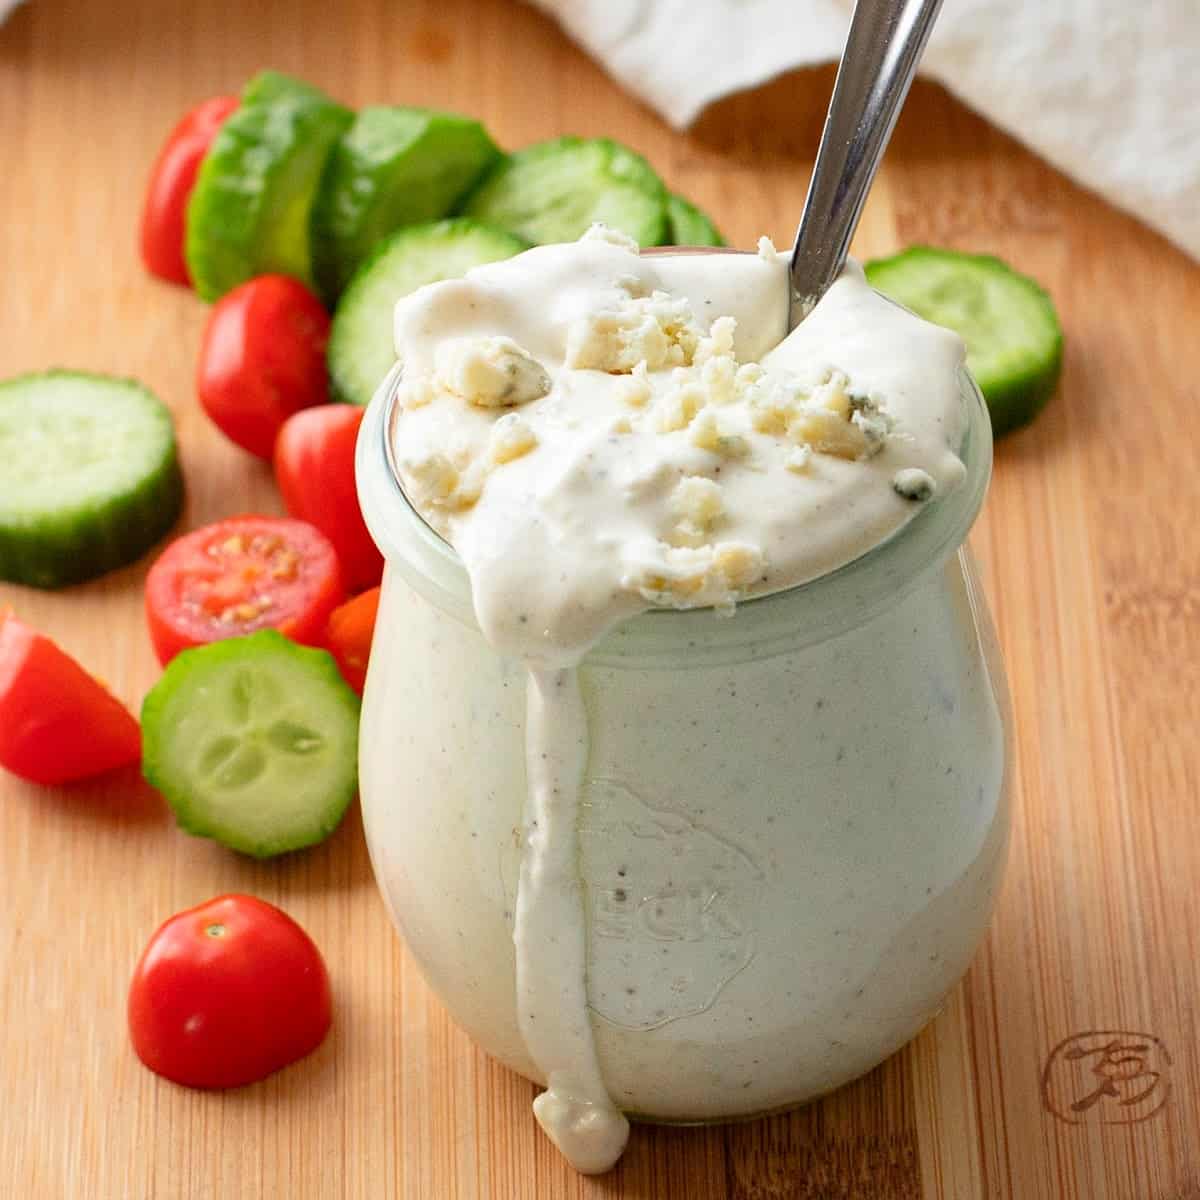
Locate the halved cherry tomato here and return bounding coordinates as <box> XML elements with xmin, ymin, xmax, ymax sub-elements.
<box><xmin>128</xmin><ymin>894</ymin><xmax>332</xmax><ymax>1089</ymax></box>
<box><xmin>274</xmin><ymin>405</ymin><xmax>383</xmax><ymax>592</ymax></box>
<box><xmin>325</xmin><ymin>586</ymin><xmax>380</xmax><ymax>694</ymax></box>
<box><xmin>144</xmin><ymin>516</ymin><xmax>345</xmax><ymax>665</ymax></box>
<box><xmin>198</xmin><ymin>275</ymin><xmax>331</xmax><ymax>459</ymax></box>
<box><xmin>140</xmin><ymin>95</ymin><xmax>239</xmax><ymax>285</ymax></box>
<box><xmin>0</xmin><ymin>612</ymin><xmax>140</xmax><ymax>784</ymax></box>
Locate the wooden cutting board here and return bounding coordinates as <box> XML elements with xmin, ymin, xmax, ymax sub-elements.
<box><xmin>2</xmin><ymin>1</ymin><xmax>1198</xmax><ymax>1196</ymax></box>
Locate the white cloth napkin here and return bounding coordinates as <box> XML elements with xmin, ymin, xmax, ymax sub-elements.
<box><xmin>531</xmin><ymin>0</ymin><xmax>1200</xmax><ymax>263</ymax></box>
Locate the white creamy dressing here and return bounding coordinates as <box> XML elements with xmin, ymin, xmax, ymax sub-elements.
<box><xmin>518</xmin><ymin>667</ymin><xmax>630</xmax><ymax>1171</ymax></box>
<box><xmin>386</xmin><ymin>229</ymin><xmax>967</xmax><ymax>1172</ymax></box>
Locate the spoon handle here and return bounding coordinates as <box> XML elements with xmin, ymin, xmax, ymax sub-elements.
<box><xmin>788</xmin><ymin>0</ymin><xmax>943</xmax><ymax>324</ymax></box>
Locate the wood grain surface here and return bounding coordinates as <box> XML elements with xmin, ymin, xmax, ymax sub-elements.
<box><xmin>2</xmin><ymin>2</ymin><xmax>1198</xmax><ymax>1197</ymax></box>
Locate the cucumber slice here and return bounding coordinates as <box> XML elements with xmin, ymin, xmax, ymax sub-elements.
<box><xmin>186</xmin><ymin>77</ymin><xmax>352</xmax><ymax>301</ymax></box>
<box><xmin>665</xmin><ymin>193</ymin><xmax>725</xmax><ymax>247</ymax></box>
<box><xmin>313</xmin><ymin>106</ymin><xmax>501</xmax><ymax>300</ymax></box>
<box><xmin>328</xmin><ymin>218</ymin><xmax>528</xmax><ymax>406</ymax></box>
<box><xmin>0</xmin><ymin>371</ymin><xmax>183</xmax><ymax>589</ymax></box>
<box><xmin>141</xmin><ymin>630</ymin><xmax>360</xmax><ymax>858</ymax></box>
<box><xmin>241</xmin><ymin>69</ymin><xmax>329</xmax><ymax>107</ymax></box>
<box><xmin>865</xmin><ymin>246</ymin><xmax>1063</xmax><ymax>436</ymax></box>
<box><xmin>461</xmin><ymin>136</ymin><xmax>667</xmax><ymax>247</ymax></box>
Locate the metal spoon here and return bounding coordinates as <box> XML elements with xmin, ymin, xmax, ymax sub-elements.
<box><xmin>788</xmin><ymin>0</ymin><xmax>944</xmax><ymax>328</ymax></box>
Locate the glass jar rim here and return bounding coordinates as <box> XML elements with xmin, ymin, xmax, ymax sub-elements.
<box><xmin>357</xmin><ymin>350</ymin><xmax>992</xmax><ymax>669</ymax></box>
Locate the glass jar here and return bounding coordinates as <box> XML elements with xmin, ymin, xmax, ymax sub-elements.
<box><xmin>355</xmin><ymin>362</ymin><xmax>1011</xmax><ymax>1122</ymax></box>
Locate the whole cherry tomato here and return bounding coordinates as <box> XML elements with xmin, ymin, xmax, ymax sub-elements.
<box><xmin>274</xmin><ymin>405</ymin><xmax>383</xmax><ymax>592</ymax></box>
<box><xmin>128</xmin><ymin>894</ymin><xmax>332</xmax><ymax>1089</ymax></box>
<box><xmin>140</xmin><ymin>95</ymin><xmax>239</xmax><ymax>285</ymax></box>
<box><xmin>197</xmin><ymin>275</ymin><xmax>331</xmax><ymax>459</ymax></box>
<box><xmin>144</xmin><ymin>516</ymin><xmax>345</xmax><ymax>665</ymax></box>
<box><xmin>0</xmin><ymin>612</ymin><xmax>140</xmax><ymax>785</ymax></box>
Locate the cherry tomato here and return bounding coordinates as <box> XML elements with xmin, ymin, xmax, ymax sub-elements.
<box><xmin>140</xmin><ymin>95</ymin><xmax>239</xmax><ymax>285</ymax></box>
<box><xmin>128</xmin><ymin>894</ymin><xmax>332</xmax><ymax>1089</ymax></box>
<box><xmin>324</xmin><ymin>586</ymin><xmax>380</xmax><ymax>694</ymax></box>
<box><xmin>144</xmin><ymin>516</ymin><xmax>345</xmax><ymax>665</ymax></box>
<box><xmin>0</xmin><ymin>612</ymin><xmax>140</xmax><ymax>785</ymax></box>
<box><xmin>197</xmin><ymin>276</ymin><xmax>331</xmax><ymax>459</ymax></box>
<box><xmin>274</xmin><ymin>405</ymin><xmax>383</xmax><ymax>592</ymax></box>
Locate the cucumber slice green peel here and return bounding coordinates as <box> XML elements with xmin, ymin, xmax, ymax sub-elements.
<box><xmin>665</xmin><ymin>192</ymin><xmax>725</xmax><ymax>247</ymax></box>
<box><xmin>327</xmin><ymin>217</ymin><xmax>528</xmax><ymax>407</ymax></box>
<box><xmin>240</xmin><ymin>70</ymin><xmax>330</xmax><ymax>107</ymax></box>
<box><xmin>0</xmin><ymin>370</ymin><xmax>183</xmax><ymax>589</ymax></box>
<box><xmin>865</xmin><ymin>246</ymin><xmax>1064</xmax><ymax>436</ymax></box>
<box><xmin>141</xmin><ymin>630</ymin><xmax>360</xmax><ymax>859</ymax></box>
<box><xmin>313</xmin><ymin>106</ymin><xmax>501</xmax><ymax>300</ymax></box>
<box><xmin>185</xmin><ymin>73</ymin><xmax>352</xmax><ymax>302</ymax></box>
<box><xmin>462</xmin><ymin>136</ymin><xmax>668</xmax><ymax>247</ymax></box>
